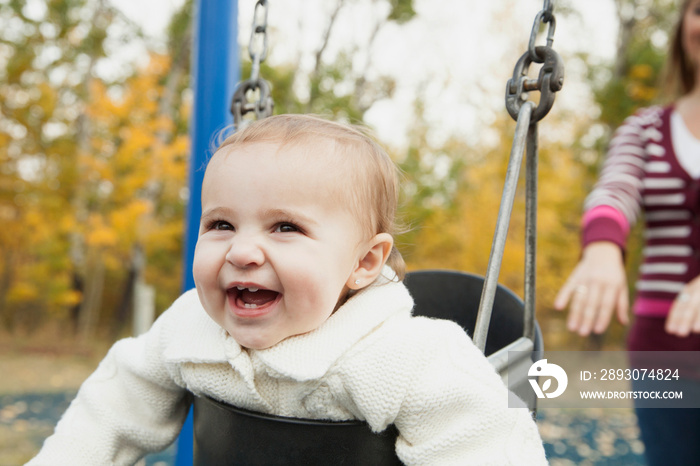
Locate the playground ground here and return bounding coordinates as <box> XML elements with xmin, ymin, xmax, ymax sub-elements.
<box><xmin>0</xmin><ymin>340</ymin><xmax>646</xmax><ymax>466</ymax></box>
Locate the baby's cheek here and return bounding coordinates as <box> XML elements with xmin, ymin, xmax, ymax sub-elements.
<box><xmin>277</xmin><ymin>250</ymin><xmax>349</xmax><ymax>312</ymax></box>
<box><xmin>284</xmin><ymin>274</ymin><xmax>331</xmax><ymax>318</ymax></box>
<box><xmin>192</xmin><ymin>244</ymin><xmax>214</xmax><ymax>284</ymax></box>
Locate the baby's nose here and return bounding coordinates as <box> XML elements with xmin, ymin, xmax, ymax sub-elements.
<box><xmin>225</xmin><ymin>235</ymin><xmax>265</xmax><ymax>268</ymax></box>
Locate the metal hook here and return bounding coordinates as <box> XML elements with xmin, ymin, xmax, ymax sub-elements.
<box><xmin>506</xmin><ymin>46</ymin><xmax>564</xmax><ymax>123</ymax></box>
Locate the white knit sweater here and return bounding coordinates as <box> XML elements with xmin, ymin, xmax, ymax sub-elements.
<box><xmin>28</xmin><ymin>279</ymin><xmax>547</xmax><ymax>465</ymax></box>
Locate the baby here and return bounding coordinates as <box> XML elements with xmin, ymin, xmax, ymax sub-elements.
<box><xmin>29</xmin><ymin>114</ymin><xmax>547</xmax><ymax>465</ymax></box>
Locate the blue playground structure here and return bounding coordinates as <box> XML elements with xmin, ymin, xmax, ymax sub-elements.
<box><xmin>176</xmin><ymin>1</ymin><xmax>239</xmax><ymax>463</ymax></box>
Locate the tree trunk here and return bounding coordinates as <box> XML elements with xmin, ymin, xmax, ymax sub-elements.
<box><xmin>305</xmin><ymin>0</ymin><xmax>346</xmax><ymax>112</ymax></box>
<box><xmin>613</xmin><ymin>0</ymin><xmax>637</xmax><ymax>80</ymax></box>
<box><xmin>78</xmin><ymin>248</ymin><xmax>106</xmax><ymax>341</ymax></box>
<box><xmin>0</xmin><ymin>250</ymin><xmax>15</xmax><ymax>329</ymax></box>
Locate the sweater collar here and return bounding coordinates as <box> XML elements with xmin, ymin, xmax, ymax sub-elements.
<box><xmin>164</xmin><ymin>269</ymin><xmax>414</xmax><ymax>381</ymax></box>
<box><xmin>251</xmin><ymin>274</ymin><xmax>414</xmax><ymax>381</ymax></box>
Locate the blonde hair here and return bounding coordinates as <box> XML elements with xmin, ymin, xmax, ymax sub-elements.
<box><xmin>214</xmin><ymin>114</ymin><xmax>406</xmax><ymax>280</ymax></box>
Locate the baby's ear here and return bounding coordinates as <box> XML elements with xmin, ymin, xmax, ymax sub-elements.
<box><xmin>347</xmin><ymin>233</ymin><xmax>393</xmax><ymax>289</ymax></box>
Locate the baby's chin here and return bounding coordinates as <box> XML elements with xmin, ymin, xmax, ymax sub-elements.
<box><xmin>232</xmin><ymin>327</ymin><xmax>323</xmax><ymax>350</ymax></box>
<box><xmin>226</xmin><ymin>327</ymin><xmax>289</xmax><ymax>350</ymax></box>
<box><xmin>230</xmin><ymin>334</ymin><xmax>278</xmax><ymax>351</ymax></box>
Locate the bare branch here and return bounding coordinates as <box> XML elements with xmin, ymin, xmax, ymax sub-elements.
<box><xmin>312</xmin><ymin>0</ymin><xmax>346</xmax><ymax>77</ymax></box>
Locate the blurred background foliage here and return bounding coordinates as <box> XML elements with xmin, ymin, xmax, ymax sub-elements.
<box><xmin>0</xmin><ymin>0</ymin><xmax>681</xmax><ymax>350</ymax></box>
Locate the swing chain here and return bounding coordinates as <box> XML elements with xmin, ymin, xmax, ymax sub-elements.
<box><xmin>505</xmin><ymin>0</ymin><xmax>563</xmax><ymax>123</ymax></box>
<box><xmin>528</xmin><ymin>0</ymin><xmax>555</xmax><ymax>61</ymax></box>
<box><xmin>248</xmin><ymin>0</ymin><xmax>269</xmax><ymax>83</ymax></box>
<box><xmin>232</xmin><ymin>0</ymin><xmax>274</xmax><ymax>128</ymax></box>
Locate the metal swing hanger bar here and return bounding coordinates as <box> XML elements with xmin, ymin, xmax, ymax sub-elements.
<box><xmin>232</xmin><ymin>0</ymin><xmax>275</xmax><ymax>128</ymax></box>
<box><xmin>473</xmin><ymin>0</ymin><xmax>564</xmax><ymax>353</ymax></box>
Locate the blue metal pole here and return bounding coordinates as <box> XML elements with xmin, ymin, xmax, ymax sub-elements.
<box><xmin>176</xmin><ymin>0</ymin><xmax>238</xmax><ymax>463</ymax></box>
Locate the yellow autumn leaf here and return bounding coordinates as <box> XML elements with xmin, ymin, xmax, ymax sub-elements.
<box><xmin>7</xmin><ymin>282</ymin><xmax>39</xmax><ymax>303</ymax></box>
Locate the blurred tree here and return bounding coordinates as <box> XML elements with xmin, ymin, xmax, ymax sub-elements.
<box><xmin>0</xmin><ymin>0</ymin><xmax>190</xmax><ymax>339</ymax></box>
<box><xmin>80</xmin><ymin>55</ymin><xmax>189</xmax><ymax>339</ymax></box>
<box><xmin>405</xmin><ymin>112</ymin><xmax>585</xmax><ymax>291</ymax></box>
<box><xmin>112</xmin><ymin>0</ymin><xmax>193</xmax><ymax>339</ymax></box>
<box><xmin>0</xmin><ymin>0</ymin><xmax>135</xmax><ymax>331</ymax></box>
<box><xmin>392</xmin><ymin>99</ymin><xmax>465</xmax><ymax>261</ymax></box>
<box><xmin>593</xmin><ymin>0</ymin><xmax>677</xmax><ymax>129</ymax></box>
<box><xmin>248</xmin><ymin>0</ymin><xmax>410</xmax><ymax>121</ymax></box>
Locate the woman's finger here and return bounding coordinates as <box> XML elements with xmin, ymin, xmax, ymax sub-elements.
<box><xmin>577</xmin><ymin>284</ymin><xmax>602</xmax><ymax>336</ymax></box>
<box><xmin>691</xmin><ymin>308</ymin><xmax>700</xmax><ymax>333</ymax></box>
<box><xmin>566</xmin><ymin>283</ymin><xmax>589</xmax><ymax>333</ymax></box>
<box><xmin>665</xmin><ymin>294</ymin><xmax>685</xmax><ymax>335</ymax></box>
<box><xmin>593</xmin><ymin>284</ymin><xmax>619</xmax><ymax>334</ymax></box>
<box><xmin>554</xmin><ymin>279</ymin><xmax>576</xmax><ymax>311</ymax></box>
<box><xmin>616</xmin><ymin>287</ymin><xmax>629</xmax><ymax>326</ymax></box>
<box><xmin>667</xmin><ymin>291</ymin><xmax>697</xmax><ymax>336</ymax></box>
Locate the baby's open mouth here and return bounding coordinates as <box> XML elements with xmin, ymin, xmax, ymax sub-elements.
<box><xmin>228</xmin><ymin>285</ymin><xmax>280</xmax><ymax>309</ymax></box>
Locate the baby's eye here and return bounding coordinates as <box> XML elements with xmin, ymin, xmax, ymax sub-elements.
<box><xmin>211</xmin><ymin>220</ymin><xmax>234</xmax><ymax>231</ymax></box>
<box><xmin>275</xmin><ymin>222</ymin><xmax>300</xmax><ymax>233</ymax></box>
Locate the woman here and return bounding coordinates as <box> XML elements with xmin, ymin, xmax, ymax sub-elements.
<box><xmin>554</xmin><ymin>1</ymin><xmax>700</xmax><ymax>464</ymax></box>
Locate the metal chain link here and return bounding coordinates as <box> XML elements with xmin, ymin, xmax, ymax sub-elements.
<box><xmin>528</xmin><ymin>8</ymin><xmax>556</xmax><ymax>61</ymax></box>
<box><xmin>505</xmin><ymin>0</ymin><xmax>564</xmax><ymax>123</ymax></box>
<box><xmin>248</xmin><ymin>0</ymin><xmax>269</xmax><ymax>83</ymax></box>
<box><xmin>232</xmin><ymin>0</ymin><xmax>274</xmax><ymax>129</ymax></box>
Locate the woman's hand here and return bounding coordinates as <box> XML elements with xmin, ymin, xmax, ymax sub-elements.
<box><xmin>554</xmin><ymin>241</ymin><xmax>629</xmax><ymax>336</ymax></box>
<box><xmin>665</xmin><ymin>276</ymin><xmax>700</xmax><ymax>336</ymax></box>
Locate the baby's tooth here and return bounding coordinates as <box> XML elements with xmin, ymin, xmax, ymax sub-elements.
<box><xmin>248</xmin><ymin>287</ymin><xmax>259</xmax><ymax>292</ymax></box>
<box><xmin>237</xmin><ymin>286</ymin><xmax>245</xmax><ymax>290</ymax></box>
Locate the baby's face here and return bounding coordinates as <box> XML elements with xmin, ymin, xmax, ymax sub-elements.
<box><xmin>193</xmin><ymin>141</ymin><xmax>367</xmax><ymax>349</ymax></box>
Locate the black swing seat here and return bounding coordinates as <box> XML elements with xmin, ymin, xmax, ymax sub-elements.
<box><xmin>192</xmin><ymin>269</ymin><xmax>543</xmax><ymax>465</ymax></box>
<box><xmin>193</xmin><ymin>396</ymin><xmax>401</xmax><ymax>466</ymax></box>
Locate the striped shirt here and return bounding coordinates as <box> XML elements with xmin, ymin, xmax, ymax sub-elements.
<box><xmin>582</xmin><ymin>106</ymin><xmax>700</xmax><ymax>317</ymax></box>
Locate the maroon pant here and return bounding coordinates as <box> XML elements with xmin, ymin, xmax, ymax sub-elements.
<box><xmin>627</xmin><ymin>315</ymin><xmax>700</xmax><ymax>352</ymax></box>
